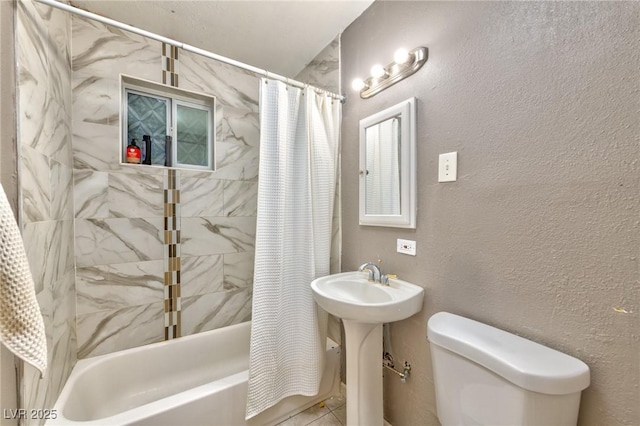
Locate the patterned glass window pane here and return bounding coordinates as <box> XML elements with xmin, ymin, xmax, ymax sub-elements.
<box><xmin>176</xmin><ymin>104</ymin><xmax>209</xmax><ymax>167</ymax></box>
<box><xmin>123</xmin><ymin>77</ymin><xmax>214</xmax><ymax>170</ymax></box>
<box><xmin>127</xmin><ymin>92</ymin><xmax>168</xmax><ymax>165</ymax></box>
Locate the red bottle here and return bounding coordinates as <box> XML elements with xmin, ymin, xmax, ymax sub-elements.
<box><xmin>126</xmin><ymin>139</ymin><xmax>141</xmax><ymax>164</ymax></box>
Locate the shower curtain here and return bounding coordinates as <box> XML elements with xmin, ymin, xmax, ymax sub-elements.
<box><xmin>246</xmin><ymin>79</ymin><xmax>340</xmax><ymax>419</ymax></box>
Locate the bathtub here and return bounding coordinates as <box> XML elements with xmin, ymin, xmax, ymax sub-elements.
<box><xmin>48</xmin><ymin>322</ymin><xmax>340</xmax><ymax>426</ymax></box>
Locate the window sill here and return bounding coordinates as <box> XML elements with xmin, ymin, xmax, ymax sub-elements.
<box><xmin>120</xmin><ymin>162</ymin><xmax>215</xmax><ymax>174</ymax></box>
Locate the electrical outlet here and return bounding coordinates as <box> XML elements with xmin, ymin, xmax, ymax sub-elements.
<box><xmin>397</xmin><ymin>239</ymin><xmax>417</xmax><ymax>256</ymax></box>
<box><xmin>438</xmin><ymin>151</ymin><xmax>457</xmax><ymax>182</ymax></box>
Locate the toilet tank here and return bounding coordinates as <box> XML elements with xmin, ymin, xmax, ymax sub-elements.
<box><xmin>427</xmin><ymin>312</ymin><xmax>590</xmax><ymax>426</ymax></box>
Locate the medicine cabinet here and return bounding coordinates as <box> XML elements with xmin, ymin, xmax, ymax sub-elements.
<box><xmin>359</xmin><ymin>97</ymin><xmax>416</xmax><ymax>228</ymax></box>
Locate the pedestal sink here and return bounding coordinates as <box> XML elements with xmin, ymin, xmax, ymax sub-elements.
<box><xmin>311</xmin><ymin>271</ymin><xmax>424</xmax><ymax>426</ymax></box>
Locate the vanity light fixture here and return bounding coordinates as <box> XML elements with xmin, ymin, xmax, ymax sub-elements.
<box><xmin>351</xmin><ymin>78</ymin><xmax>367</xmax><ymax>91</ymax></box>
<box><xmin>393</xmin><ymin>48</ymin><xmax>411</xmax><ymax>65</ymax></box>
<box><xmin>351</xmin><ymin>47</ymin><xmax>428</xmax><ymax>99</ymax></box>
<box><xmin>370</xmin><ymin>64</ymin><xmax>387</xmax><ymax>79</ymax></box>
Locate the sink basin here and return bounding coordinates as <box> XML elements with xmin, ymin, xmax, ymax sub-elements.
<box><xmin>311</xmin><ymin>271</ymin><xmax>424</xmax><ymax>425</ymax></box>
<box><xmin>311</xmin><ymin>271</ymin><xmax>424</xmax><ymax>324</ymax></box>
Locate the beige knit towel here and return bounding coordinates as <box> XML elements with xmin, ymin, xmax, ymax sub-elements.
<box><xmin>0</xmin><ymin>184</ymin><xmax>47</xmax><ymax>375</ymax></box>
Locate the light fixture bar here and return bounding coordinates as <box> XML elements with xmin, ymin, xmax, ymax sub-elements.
<box><xmin>359</xmin><ymin>47</ymin><xmax>428</xmax><ymax>99</ymax></box>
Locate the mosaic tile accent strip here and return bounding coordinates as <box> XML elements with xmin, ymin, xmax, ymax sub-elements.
<box><xmin>164</xmin><ymin>168</ymin><xmax>181</xmax><ymax>339</ymax></box>
<box><xmin>162</xmin><ymin>43</ymin><xmax>180</xmax><ymax>87</ymax></box>
<box><xmin>162</xmin><ymin>42</ymin><xmax>181</xmax><ymax>340</ymax></box>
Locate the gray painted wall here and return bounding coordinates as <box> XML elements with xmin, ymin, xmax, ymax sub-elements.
<box><xmin>341</xmin><ymin>2</ymin><xmax>639</xmax><ymax>425</ymax></box>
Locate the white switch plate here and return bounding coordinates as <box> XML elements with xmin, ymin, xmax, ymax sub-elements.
<box><xmin>397</xmin><ymin>238</ymin><xmax>417</xmax><ymax>256</ymax></box>
<box><xmin>438</xmin><ymin>151</ymin><xmax>458</xmax><ymax>182</ymax></box>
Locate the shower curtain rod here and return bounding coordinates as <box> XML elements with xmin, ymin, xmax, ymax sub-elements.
<box><xmin>33</xmin><ymin>0</ymin><xmax>346</xmax><ymax>102</ymax></box>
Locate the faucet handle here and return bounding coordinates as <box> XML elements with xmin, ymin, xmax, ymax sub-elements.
<box><xmin>381</xmin><ymin>274</ymin><xmax>397</xmax><ymax>286</ymax></box>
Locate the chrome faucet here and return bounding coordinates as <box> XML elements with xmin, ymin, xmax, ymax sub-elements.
<box><xmin>359</xmin><ymin>262</ymin><xmax>382</xmax><ymax>283</ymax></box>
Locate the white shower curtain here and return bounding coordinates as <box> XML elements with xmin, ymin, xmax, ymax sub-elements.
<box><xmin>246</xmin><ymin>79</ymin><xmax>340</xmax><ymax>419</ymax></box>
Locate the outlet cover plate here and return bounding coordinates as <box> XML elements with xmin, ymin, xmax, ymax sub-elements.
<box><xmin>397</xmin><ymin>238</ymin><xmax>417</xmax><ymax>256</ymax></box>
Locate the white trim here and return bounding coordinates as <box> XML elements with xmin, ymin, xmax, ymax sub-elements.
<box><xmin>173</xmin><ymin>100</ymin><xmax>214</xmax><ymax>170</ymax></box>
<box><xmin>359</xmin><ymin>97</ymin><xmax>417</xmax><ymax>228</ymax></box>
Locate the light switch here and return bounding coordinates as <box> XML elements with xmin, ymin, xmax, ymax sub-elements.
<box><xmin>438</xmin><ymin>152</ymin><xmax>457</xmax><ymax>182</ymax></box>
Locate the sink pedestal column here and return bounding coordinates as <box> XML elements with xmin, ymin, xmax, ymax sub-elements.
<box><xmin>343</xmin><ymin>319</ymin><xmax>384</xmax><ymax>426</ymax></box>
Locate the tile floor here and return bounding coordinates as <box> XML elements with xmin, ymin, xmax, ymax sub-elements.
<box><xmin>276</xmin><ymin>392</ymin><xmax>346</xmax><ymax>426</ymax></box>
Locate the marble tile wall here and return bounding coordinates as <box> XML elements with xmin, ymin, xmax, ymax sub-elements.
<box><xmin>71</xmin><ymin>16</ymin><xmax>257</xmax><ymax>358</ymax></box>
<box><xmin>295</xmin><ymin>36</ymin><xmax>340</xmax><ymax>95</ymax></box>
<box><xmin>16</xmin><ymin>0</ymin><xmax>76</xmax><ymax>424</ymax></box>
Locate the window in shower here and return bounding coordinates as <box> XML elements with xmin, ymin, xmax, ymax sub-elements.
<box><xmin>121</xmin><ymin>75</ymin><xmax>215</xmax><ymax>170</ymax></box>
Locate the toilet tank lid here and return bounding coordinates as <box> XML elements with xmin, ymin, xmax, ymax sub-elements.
<box><xmin>427</xmin><ymin>312</ymin><xmax>590</xmax><ymax>395</ymax></box>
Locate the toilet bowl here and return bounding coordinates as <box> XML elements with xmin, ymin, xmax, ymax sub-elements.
<box><xmin>427</xmin><ymin>312</ymin><xmax>590</xmax><ymax>426</ymax></box>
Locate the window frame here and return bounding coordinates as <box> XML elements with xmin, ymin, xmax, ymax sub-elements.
<box><xmin>121</xmin><ymin>75</ymin><xmax>216</xmax><ymax>171</ymax></box>
<box><xmin>173</xmin><ymin>99</ymin><xmax>214</xmax><ymax>170</ymax></box>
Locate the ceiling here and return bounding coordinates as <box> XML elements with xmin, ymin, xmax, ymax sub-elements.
<box><xmin>70</xmin><ymin>0</ymin><xmax>374</xmax><ymax>78</ymax></box>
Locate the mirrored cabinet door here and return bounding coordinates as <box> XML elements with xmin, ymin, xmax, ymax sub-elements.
<box><xmin>364</xmin><ymin>116</ymin><xmax>401</xmax><ymax>215</ymax></box>
<box><xmin>359</xmin><ymin>97</ymin><xmax>416</xmax><ymax>228</ymax></box>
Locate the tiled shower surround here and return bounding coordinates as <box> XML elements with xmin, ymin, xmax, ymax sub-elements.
<box><xmin>294</xmin><ymin>36</ymin><xmax>340</xmax><ymax>95</ymax></box>
<box><xmin>16</xmin><ymin>0</ymin><xmax>76</xmax><ymax>422</ymax></box>
<box><xmin>72</xmin><ymin>15</ymin><xmax>258</xmax><ymax>358</ymax></box>
<box><xmin>16</xmin><ymin>0</ymin><xmax>339</xmax><ymax>421</ymax></box>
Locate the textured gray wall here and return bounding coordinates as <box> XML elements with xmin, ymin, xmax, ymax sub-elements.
<box><xmin>341</xmin><ymin>2</ymin><xmax>639</xmax><ymax>425</ymax></box>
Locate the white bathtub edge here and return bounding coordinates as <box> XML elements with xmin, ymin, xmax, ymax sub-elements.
<box><xmin>47</xmin><ymin>327</ymin><xmax>341</xmax><ymax>426</ymax></box>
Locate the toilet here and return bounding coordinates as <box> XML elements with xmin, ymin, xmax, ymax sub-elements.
<box><xmin>427</xmin><ymin>312</ymin><xmax>590</xmax><ymax>426</ymax></box>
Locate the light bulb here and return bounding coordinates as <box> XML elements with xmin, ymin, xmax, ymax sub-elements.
<box><xmin>394</xmin><ymin>48</ymin><xmax>411</xmax><ymax>64</ymax></box>
<box><xmin>351</xmin><ymin>78</ymin><xmax>366</xmax><ymax>91</ymax></box>
<box><xmin>370</xmin><ymin>64</ymin><xmax>387</xmax><ymax>79</ymax></box>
